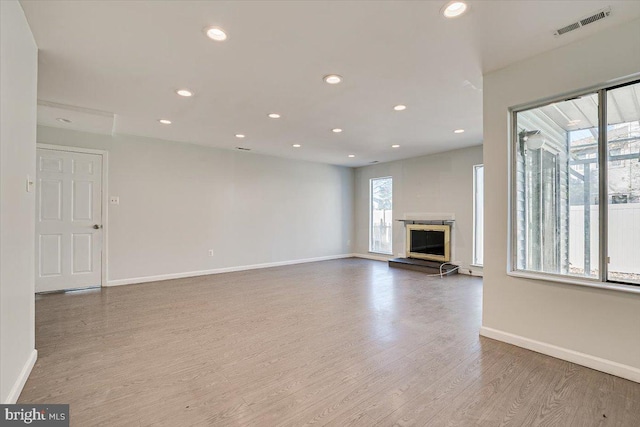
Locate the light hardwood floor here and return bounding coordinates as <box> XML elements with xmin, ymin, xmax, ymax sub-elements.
<box><xmin>19</xmin><ymin>258</ymin><xmax>640</xmax><ymax>426</ymax></box>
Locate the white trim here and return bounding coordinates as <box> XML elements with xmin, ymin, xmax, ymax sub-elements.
<box><xmin>459</xmin><ymin>268</ymin><xmax>483</xmax><ymax>277</ymax></box>
<box><xmin>353</xmin><ymin>253</ymin><xmax>390</xmax><ymax>262</ymax></box>
<box><xmin>102</xmin><ymin>151</ymin><xmax>109</xmax><ymax>287</ymax></box>
<box><xmin>472</xmin><ymin>164</ymin><xmax>484</xmax><ymax>267</ymax></box>
<box><xmin>508</xmin><ymin>270</ymin><xmax>640</xmax><ymax>295</ymax></box>
<box><xmin>480</xmin><ymin>326</ymin><xmax>640</xmax><ymax>383</ymax></box>
<box><xmin>36</xmin><ymin>144</ymin><xmax>109</xmax><ymax>288</ymax></box>
<box><xmin>106</xmin><ymin>254</ymin><xmax>353</xmax><ymax>287</ymax></box>
<box><xmin>4</xmin><ymin>349</ymin><xmax>37</xmax><ymax>404</ymax></box>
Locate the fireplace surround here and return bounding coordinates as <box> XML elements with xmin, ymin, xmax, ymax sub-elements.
<box><xmin>390</xmin><ymin>217</ymin><xmax>457</xmax><ymax>275</ymax></box>
<box><xmin>406</xmin><ymin>223</ymin><xmax>451</xmax><ymax>262</ymax></box>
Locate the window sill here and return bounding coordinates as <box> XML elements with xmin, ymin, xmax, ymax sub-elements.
<box><xmin>470</xmin><ymin>264</ymin><xmax>484</xmax><ymax>268</ymax></box>
<box><xmin>507</xmin><ymin>270</ymin><xmax>640</xmax><ymax>295</ymax></box>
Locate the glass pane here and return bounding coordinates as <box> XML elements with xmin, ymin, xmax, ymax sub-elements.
<box><xmin>515</xmin><ymin>93</ymin><xmax>599</xmax><ymax>278</ymax></box>
<box><xmin>606</xmin><ymin>82</ymin><xmax>640</xmax><ymax>284</ymax></box>
<box><xmin>474</xmin><ymin>165</ymin><xmax>484</xmax><ymax>266</ymax></box>
<box><xmin>370</xmin><ymin>177</ymin><xmax>392</xmax><ymax>254</ymax></box>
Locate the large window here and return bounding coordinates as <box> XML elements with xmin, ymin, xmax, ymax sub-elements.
<box><xmin>473</xmin><ymin>164</ymin><xmax>484</xmax><ymax>266</ymax></box>
<box><xmin>369</xmin><ymin>177</ymin><xmax>392</xmax><ymax>254</ymax></box>
<box><xmin>511</xmin><ymin>79</ymin><xmax>640</xmax><ymax>286</ymax></box>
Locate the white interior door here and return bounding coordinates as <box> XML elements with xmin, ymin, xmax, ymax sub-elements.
<box><xmin>36</xmin><ymin>148</ymin><xmax>103</xmax><ymax>292</ymax></box>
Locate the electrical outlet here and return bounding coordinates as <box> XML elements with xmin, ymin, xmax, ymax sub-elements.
<box><xmin>208</xmin><ymin>250</ymin><xmax>214</xmax><ymax>257</ymax></box>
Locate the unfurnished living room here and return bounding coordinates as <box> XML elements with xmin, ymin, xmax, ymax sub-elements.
<box><xmin>1</xmin><ymin>1</ymin><xmax>639</xmax><ymax>426</ymax></box>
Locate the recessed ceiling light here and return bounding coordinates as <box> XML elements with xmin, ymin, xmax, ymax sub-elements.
<box><xmin>235</xmin><ymin>134</ymin><xmax>245</xmax><ymax>138</ymax></box>
<box><xmin>442</xmin><ymin>1</ymin><xmax>468</xmax><ymax>18</ymax></box>
<box><xmin>268</xmin><ymin>113</ymin><xmax>281</xmax><ymax>119</ymax></box>
<box><xmin>393</xmin><ymin>105</ymin><xmax>407</xmax><ymax>111</ymax></box>
<box><xmin>176</xmin><ymin>89</ymin><xmax>193</xmax><ymax>97</ymax></box>
<box><xmin>348</xmin><ymin>154</ymin><xmax>355</xmax><ymax>158</ymax></box>
<box><xmin>392</xmin><ymin>144</ymin><xmax>400</xmax><ymax>148</ymax></box>
<box><xmin>158</xmin><ymin>119</ymin><xmax>172</xmax><ymax>125</ymax></box>
<box><xmin>332</xmin><ymin>128</ymin><xmax>343</xmax><ymax>133</ymax></box>
<box><xmin>323</xmin><ymin>74</ymin><xmax>342</xmax><ymax>84</ymax></box>
<box><xmin>292</xmin><ymin>144</ymin><xmax>301</xmax><ymax>148</ymax></box>
<box><xmin>204</xmin><ymin>26</ymin><xmax>227</xmax><ymax>41</ymax></box>
<box><xmin>56</xmin><ymin>118</ymin><xmax>72</xmax><ymax>123</ymax></box>
<box><xmin>454</xmin><ymin>129</ymin><xmax>465</xmax><ymax>133</ymax></box>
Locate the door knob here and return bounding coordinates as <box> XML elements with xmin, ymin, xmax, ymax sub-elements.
<box><xmin>93</xmin><ymin>224</ymin><xmax>103</xmax><ymax>229</ymax></box>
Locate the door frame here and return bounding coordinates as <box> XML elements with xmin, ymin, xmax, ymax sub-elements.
<box><xmin>36</xmin><ymin>143</ymin><xmax>109</xmax><ymax>287</ymax></box>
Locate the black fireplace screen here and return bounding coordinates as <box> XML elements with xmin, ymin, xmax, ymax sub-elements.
<box><xmin>410</xmin><ymin>230</ymin><xmax>445</xmax><ymax>256</ymax></box>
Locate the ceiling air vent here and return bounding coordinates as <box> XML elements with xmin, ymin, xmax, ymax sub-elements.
<box><xmin>556</xmin><ymin>22</ymin><xmax>580</xmax><ymax>36</ymax></box>
<box><xmin>553</xmin><ymin>7</ymin><xmax>611</xmax><ymax>37</ymax></box>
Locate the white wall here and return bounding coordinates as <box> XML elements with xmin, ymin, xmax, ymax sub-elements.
<box><xmin>37</xmin><ymin>126</ymin><xmax>354</xmax><ymax>284</ymax></box>
<box><xmin>0</xmin><ymin>1</ymin><xmax>38</xmax><ymax>403</ymax></box>
<box><xmin>483</xmin><ymin>18</ymin><xmax>640</xmax><ymax>379</ymax></box>
<box><xmin>353</xmin><ymin>145</ymin><xmax>483</xmax><ymax>274</ymax></box>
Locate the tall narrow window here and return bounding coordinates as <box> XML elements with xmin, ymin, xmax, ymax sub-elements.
<box><xmin>473</xmin><ymin>164</ymin><xmax>484</xmax><ymax>266</ymax></box>
<box><xmin>606</xmin><ymin>83</ymin><xmax>640</xmax><ymax>285</ymax></box>
<box><xmin>511</xmin><ymin>79</ymin><xmax>640</xmax><ymax>286</ymax></box>
<box><xmin>370</xmin><ymin>177</ymin><xmax>393</xmax><ymax>254</ymax></box>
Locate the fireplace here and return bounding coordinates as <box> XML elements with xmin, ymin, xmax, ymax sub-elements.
<box><xmin>406</xmin><ymin>224</ymin><xmax>451</xmax><ymax>262</ymax></box>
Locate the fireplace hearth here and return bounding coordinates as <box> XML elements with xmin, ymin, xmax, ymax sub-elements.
<box><xmin>389</xmin><ymin>217</ymin><xmax>458</xmax><ymax>275</ymax></box>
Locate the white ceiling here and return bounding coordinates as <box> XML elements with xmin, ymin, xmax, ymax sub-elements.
<box><xmin>21</xmin><ymin>1</ymin><xmax>640</xmax><ymax>167</ymax></box>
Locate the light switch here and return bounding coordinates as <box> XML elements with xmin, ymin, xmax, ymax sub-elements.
<box><xmin>110</xmin><ymin>196</ymin><xmax>120</xmax><ymax>205</ymax></box>
<box><xmin>26</xmin><ymin>175</ymin><xmax>34</xmax><ymax>193</ymax></box>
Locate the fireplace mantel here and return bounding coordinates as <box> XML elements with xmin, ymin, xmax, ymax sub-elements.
<box><xmin>397</xmin><ymin>219</ymin><xmax>455</xmax><ymax>225</ymax></box>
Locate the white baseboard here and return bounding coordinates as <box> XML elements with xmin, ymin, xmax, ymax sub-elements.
<box><xmin>352</xmin><ymin>253</ymin><xmax>390</xmax><ymax>262</ymax></box>
<box><xmin>459</xmin><ymin>268</ymin><xmax>483</xmax><ymax>277</ymax></box>
<box><xmin>480</xmin><ymin>326</ymin><xmax>640</xmax><ymax>383</ymax></box>
<box><xmin>106</xmin><ymin>254</ymin><xmax>354</xmax><ymax>287</ymax></box>
<box><xmin>4</xmin><ymin>349</ymin><xmax>37</xmax><ymax>404</ymax></box>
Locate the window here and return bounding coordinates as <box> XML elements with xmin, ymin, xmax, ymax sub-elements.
<box><xmin>473</xmin><ymin>164</ymin><xmax>484</xmax><ymax>266</ymax></box>
<box><xmin>369</xmin><ymin>177</ymin><xmax>392</xmax><ymax>254</ymax></box>
<box><xmin>511</xmin><ymin>79</ymin><xmax>640</xmax><ymax>286</ymax></box>
<box><xmin>606</xmin><ymin>85</ymin><xmax>640</xmax><ymax>284</ymax></box>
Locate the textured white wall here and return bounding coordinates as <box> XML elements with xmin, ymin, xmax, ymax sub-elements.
<box><xmin>37</xmin><ymin>126</ymin><xmax>354</xmax><ymax>283</ymax></box>
<box><xmin>353</xmin><ymin>145</ymin><xmax>483</xmax><ymax>273</ymax></box>
<box><xmin>0</xmin><ymin>1</ymin><xmax>38</xmax><ymax>403</ymax></box>
<box><xmin>483</xmin><ymin>19</ymin><xmax>640</xmax><ymax>370</ymax></box>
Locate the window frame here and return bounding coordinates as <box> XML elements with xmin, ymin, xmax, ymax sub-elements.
<box><xmin>507</xmin><ymin>74</ymin><xmax>640</xmax><ymax>294</ymax></box>
<box><xmin>369</xmin><ymin>176</ymin><xmax>393</xmax><ymax>255</ymax></box>
<box><xmin>472</xmin><ymin>164</ymin><xmax>484</xmax><ymax>267</ymax></box>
